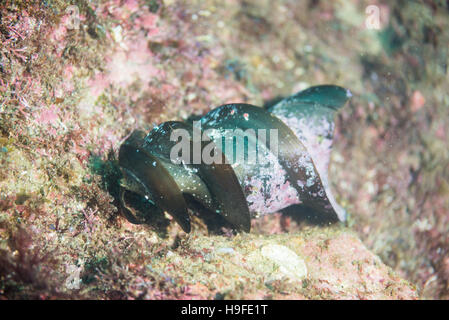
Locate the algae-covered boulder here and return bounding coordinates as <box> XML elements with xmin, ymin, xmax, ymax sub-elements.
<box><xmin>149</xmin><ymin>227</ymin><xmax>417</xmax><ymax>299</ymax></box>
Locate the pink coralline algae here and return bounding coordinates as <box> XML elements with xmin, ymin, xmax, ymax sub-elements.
<box><xmin>35</xmin><ymin>105</ymin><xmax>60</xmax><ymax>126</ymax></box>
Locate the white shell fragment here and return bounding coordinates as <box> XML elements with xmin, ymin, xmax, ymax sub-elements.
<box><xmin>260</xmin><ymin>244</ymin><xmax>307</xmax><ymax>281</ymax></box>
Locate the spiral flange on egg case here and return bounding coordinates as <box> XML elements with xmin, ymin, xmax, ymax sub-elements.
<box><xmin>118</xmin><ymin>85</ymin><xmax>351</xmax><ymax>232</ymax></box>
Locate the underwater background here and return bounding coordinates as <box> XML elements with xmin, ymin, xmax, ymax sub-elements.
<box><xmin>0</xmin><ymin>0</ymin><xmax>448</xmax><ymax>299</ymax></box>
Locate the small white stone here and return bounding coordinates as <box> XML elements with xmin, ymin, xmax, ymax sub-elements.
<box><xmin>261</xmin><ymin>244</ymin><xmax>307</xmax><ymax>281</ymax></box>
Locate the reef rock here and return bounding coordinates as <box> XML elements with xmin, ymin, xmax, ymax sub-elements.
<box><xmin>159</xmin><ymin>227</ymin><xmax>417</xmax><ymax>299</ymax></box>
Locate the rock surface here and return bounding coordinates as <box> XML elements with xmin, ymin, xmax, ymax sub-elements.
<box><xmin>149</xmin><ymin>227</ymin><xmax>417</xmax><ymax>299</ymax></box>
